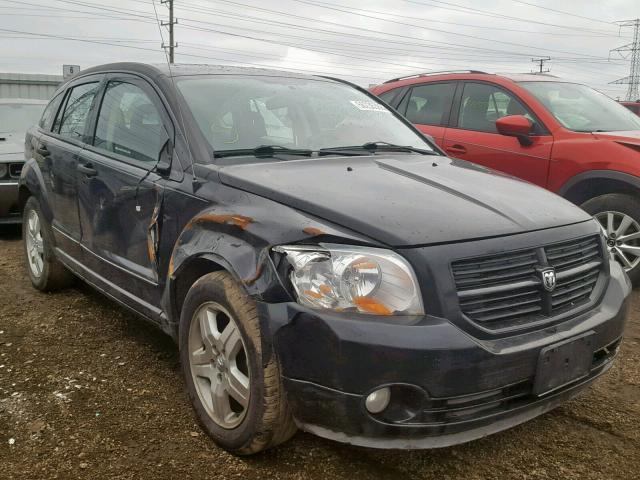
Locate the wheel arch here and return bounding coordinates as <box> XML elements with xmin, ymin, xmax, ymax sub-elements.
<box><xmin>169</xmin><ymin>254</ymin><xmax>228</xmax><ymax>335</ymax></box>
<box><xmin>559</xmin><ymin>170</ymin><xmax>640</xmax><ymax>206</ymax></box>
<box><xmin>164</xmin><ymin>222</ymin><xmax>292</xmax><ymax>340</ymax></box>
<box><xmin>18</xmin><ymin>158</ymin><xmax>54</xmax><ymax>223</ymax></box>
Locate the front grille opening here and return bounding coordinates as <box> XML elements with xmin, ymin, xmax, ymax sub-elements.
<box><xmin>9</xmin><ymin>163</ymin><xmax>22</xmax><ymax>178</ymax></box>
<box><xmin>453</xmin><ymin>235</ymin><xmax>603</xmax><ymax>331</ymax></box>
<box><xmin>453</xmin><ymin>250</ymin><xmax>537</xmax><ymax>290</ymax></box>
<box><xmin>460</xmin><ymin>286</ymin><xmax>542</xmax><ymax>324</ymax></box>
<box><xmin>546</xmin><ymin>237</ymin><xmax>600</xmax><ymax>271</ymax></box>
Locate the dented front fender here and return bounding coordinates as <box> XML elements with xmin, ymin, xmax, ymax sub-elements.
<box><xmin>163</xmin><ymin>187</ymin><xmax>382</xmax><ymax>329</ymax></box>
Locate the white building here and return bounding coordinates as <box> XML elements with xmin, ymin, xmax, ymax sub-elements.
<box><xmin>0</xmin><ymin>73</ymin><xmax>63</xmax><ymax>100</ymax></box>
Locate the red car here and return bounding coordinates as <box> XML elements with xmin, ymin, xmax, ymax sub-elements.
<box><xmin>371</xmin><ymin>71</ymin><xmax>640</xmax><ymax>284</ymax></box>
<box><xmin>620</xmin><ymin>101</ymin><xmax>640</xmax><ymax>116</ymax></box>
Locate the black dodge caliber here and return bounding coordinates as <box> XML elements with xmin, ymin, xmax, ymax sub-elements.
<box><xmin>20</xmin><ymin>63</ymin><xmax>629</xmax><ymax>454</ymax></box>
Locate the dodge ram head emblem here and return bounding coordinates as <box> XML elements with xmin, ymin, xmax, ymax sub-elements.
<box><xmin>540</xmin><ymin>268</ymin><xmax>557</xmax><ymax>292</ymax></box>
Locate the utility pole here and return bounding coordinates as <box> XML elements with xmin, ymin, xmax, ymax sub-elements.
<box><xmin>531</xmin><ymin>56</ymin><xmax>551</xmax><ymax>74</ymax></box>
<box><xmin>609</xmin><ymin>19</ymin><xmax>640</xmax><ymax>101</ymax></box>
<box><xmin>160</xmin><ymin>0</ymin><xmax>177</xmax><ymax>63</ymax></box>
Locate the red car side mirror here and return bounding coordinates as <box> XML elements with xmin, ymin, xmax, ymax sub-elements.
<box><xmin>496</xmin><ymin>115</ymin><xmax>534</xmax><ymax>146</ymax></box>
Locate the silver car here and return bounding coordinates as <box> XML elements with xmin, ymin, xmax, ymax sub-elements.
<box><xmin>0</xmin><ymin>98</ymin><xmax>47</xmax><ymax>224</ymax></box>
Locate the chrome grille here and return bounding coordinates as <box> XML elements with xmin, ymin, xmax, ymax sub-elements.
<box><xmin>453</xmin><ymin>235</ymin><xmax>603</xmax><ymax>330</ymax></box>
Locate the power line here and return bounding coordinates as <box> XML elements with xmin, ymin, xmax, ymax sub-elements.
<box><xmin>9</xmin><ymin>0</ymin><xmax>619</xmax><ymax>63</ymax></box>
<box><xmin>3</xmin><ymin>1</ymin><xmax>531</xmax><ymax>74</ymax></box>
<box><xmin>9</xmin><ymin>0</ymin><xmax>546</xmax><ymax>59</ymax></box>
<box><xmin>179</xmin><ymin>0</ymin><xmax>545</xmax><ymax>58</ymax></box>
<box><xmin>404</xmin><ymin>0</ymin><xmax>622</xmax><ymax>35</ymax></box>
<box><xmin>274</xmin><ymin>0</ymin><xmax>627</xmax><ymax>38</ymax></box>
<box><xmin>0</xmin><ymin>0</ymin><xmax>629</xmax><ymax>91</ymax></box>
<box><xmin>0</xmin><ymin>26</ymin><xmax>390</xmax><ymax>82</ymax></box>
<box><xmin>216</xmin><ymin>0</ymin><xmax>611</xmax><ymax>59</ymax></box>
<box><xmin>509</xmin><ymin>0</ymin><xmax>619</xmax><ymax>27</ymax></box>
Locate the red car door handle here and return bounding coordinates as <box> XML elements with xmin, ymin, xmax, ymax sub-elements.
<box><xmin>446</xmin><ymin>144</ymin><xmax>467</xmax><ymax>154</ymax></box>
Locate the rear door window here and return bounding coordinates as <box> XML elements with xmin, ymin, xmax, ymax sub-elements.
<box><xmin>93</xmin><ymin>81</ymin><xmax>167</xmax><ymax>163</ymax></box>
<box><xmin>55</xmin><ymin>82</ymin><xmax>100</xmax><ymax>140</ymax></box>
<box><xmin>404</xmin><ymin>83</ymin><xmax>456</xmax><ymax>126</ymax></box>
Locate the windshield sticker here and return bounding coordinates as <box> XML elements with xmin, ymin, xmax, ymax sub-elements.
<box><xmin>350</xmin><ymin>100</ymin><xmax>390</xmax><ymax>113</ymax></box>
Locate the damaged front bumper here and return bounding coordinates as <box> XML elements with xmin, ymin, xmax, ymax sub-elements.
<box><xmin>259</xmin><ymin>260</ymin><xmax>630</xmax><ymax>449</ymax></box>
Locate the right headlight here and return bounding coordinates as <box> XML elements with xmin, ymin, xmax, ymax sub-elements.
<box><xmin>274</xmin><ymin>244</ymin><xmax>424</xmax><ymax>316</ymax></box>
<box><xmin>0</xmin><ymin>163</ymin><xmax>7</xmax><ymax>179</ymax></box>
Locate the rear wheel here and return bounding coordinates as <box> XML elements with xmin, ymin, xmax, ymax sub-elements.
<box><xmin>581</xmin><ymin>193</ymin><xmax>640</xmax><ymax>285</ymax></box>
<box><xmin>179</xmin><ymin>271</ymin><xmax>296</xmax><ymax>455</ymax></box>
<box><xmin>22</xmin><ymin>196</ymin><xmax>74</xmax><ymax>291</ymax></box>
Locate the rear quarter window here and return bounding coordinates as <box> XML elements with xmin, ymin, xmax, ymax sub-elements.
<box><xmin>39</xmin><ymin>92</ymin><xmax>64</xmax><ymax>131</ymax></box>
<box><xmin>378</xmin><ymin>89</ymin><xmax>400</xmax><ymax>105</ymax></box>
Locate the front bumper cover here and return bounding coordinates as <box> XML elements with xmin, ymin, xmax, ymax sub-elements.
<box><xmin>260</xmin><ymin>260</ymin><xmax>630</xmax><ymax>449</ymax></box>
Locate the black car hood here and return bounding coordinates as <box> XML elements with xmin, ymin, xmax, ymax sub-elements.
<box><xmin>218</xmin><ymin>155</ymin><xmax>592</xmax><ymax>246</ymax></box>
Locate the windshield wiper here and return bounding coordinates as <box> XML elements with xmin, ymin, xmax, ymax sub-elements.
<box><xmin>362</xmin><ymin>141</ymin><xmax>438</xmax><ymax>155</ymax></box>
<box><xmin>320</xmin><ymin>141</ymin><xmax>437</xmax><ymax>156</ymax></box>
<box><xmin>214</xmin><ymin>144</ymin><xmax>314</xmax><ymax>159</ymax></box>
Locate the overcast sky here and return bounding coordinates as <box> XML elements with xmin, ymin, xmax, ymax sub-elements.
<box><xmin>0</xmin><ymin>0</ymin><xmax>637</xmax><ymax>99</ymax></box>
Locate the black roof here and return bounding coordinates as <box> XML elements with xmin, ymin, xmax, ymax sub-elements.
<box><xmin>76</xmin><ymin>62</ymin><xmax>323</xmax><ymax>81</ymax></box>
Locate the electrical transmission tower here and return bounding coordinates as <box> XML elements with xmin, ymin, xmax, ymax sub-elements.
<box><xmin>610</xmin><ymin>19</ymin><xmax>640</xmax><ymax>101</ymax></box>
<box><xmin>160</xmin><ymin>0</ymin><xmax>177</xmax><ymax>63</ymax></box>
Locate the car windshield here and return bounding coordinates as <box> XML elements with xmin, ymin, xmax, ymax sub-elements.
<box><xmin>520</xmin><ymin>81</ymin><xmax>640</xmax><ymax>132</ymax></box>
<box><xmin>0</xmin><ymin>103</ymin><xmax>46</xmax><ymax>133</ymax></box>
<box><xmin>176</xmin><ymin>75</ymin><xmax>434</xmax><ymax>156</ymax></box>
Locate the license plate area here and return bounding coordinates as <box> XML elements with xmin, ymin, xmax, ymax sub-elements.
<box><xmin>533</xmin><ymin>332</ymin><xmax>595</xmax><ymax>396</ymax></box>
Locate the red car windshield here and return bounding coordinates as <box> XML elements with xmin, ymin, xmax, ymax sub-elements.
<box><xmin>520</xmin><ymin>82</ymin><xmax>640</xmax><ymax>133</ymax></box>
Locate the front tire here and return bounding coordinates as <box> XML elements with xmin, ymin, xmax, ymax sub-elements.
<box><xmin>179</xmin><ymin>271</ymin><xmax>296</xmax><ymax>455</ymax></box>
<box><xmin>22</xmin><ymin>196</ymin><xmax>74</xmax><ymax>291</ymax></box>
<box><xmin>582</xmin><ymin>193</ymin><xmax>640</xmax><ymax>286</ymax></box>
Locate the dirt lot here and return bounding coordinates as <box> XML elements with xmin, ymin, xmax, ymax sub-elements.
<box><xmin>1</xmin><ymin>226</ymin><xmax>639</xmax><ymax>480</ymax></box>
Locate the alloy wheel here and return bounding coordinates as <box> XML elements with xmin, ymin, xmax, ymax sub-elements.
<box><xmin>595</xmin><ymin>210</ymin><xmax>640</xmax><ymax>272</ymax></box>
<box><xmin>25</xmin><ymin>209</ymin><xmax>44</xmax><ymax>278</ymax></box>
<box><xmin>188</xmin><ymin>302</ymin><xmax>250</xmax><ymax>429</ymax></box>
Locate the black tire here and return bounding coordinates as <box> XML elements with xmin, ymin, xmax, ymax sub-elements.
<box><xmin>581</xmin><ymin>193</ymin><xmax>640</xmax><ymax>286</ymax></box>
<box><xmin>179</xmin><ymin>271</ymin><xmax>297</xmax><ymax>455</ymax></box>
<box><xmin>22</xmin><ymin>196</ymin><xmax>74</xmax><ymax>291</ymax></box>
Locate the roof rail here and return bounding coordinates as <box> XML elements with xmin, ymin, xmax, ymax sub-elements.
<box><xmin>383</xmin><ymin>70</ymin><xmax>489</xmax><ymax>84</ymax></box>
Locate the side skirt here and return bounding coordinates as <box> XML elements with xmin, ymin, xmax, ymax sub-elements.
<box><xmin>55</xmin><ymin>247</ymin><xmax>168</xmax><ymax>330</ymax></box>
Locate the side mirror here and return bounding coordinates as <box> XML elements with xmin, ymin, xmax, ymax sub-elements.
<box><xmin>155</xmin><ymin>137</ymin><xmax>173</xmax><ymax>175</ymax></box>
<box><xmin>496</xmin><ymin>115</ymin><xmax>534</xmax><ymax>146</ymax></box>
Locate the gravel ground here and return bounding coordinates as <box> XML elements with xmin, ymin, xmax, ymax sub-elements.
<box><xmin>1</xmin><ymin>225</ymin><xmax>639</xmax><ymax>480</ymax></box>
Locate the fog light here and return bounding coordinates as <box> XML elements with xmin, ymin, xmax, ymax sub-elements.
<box><xmin>365</xmin><ymin>387</ymin><xmax>391</xmax><ymax>414</ymax></box>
